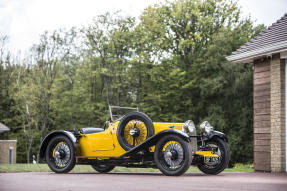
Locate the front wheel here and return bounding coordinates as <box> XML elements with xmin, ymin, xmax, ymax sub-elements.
<box><xmin>45</xmin><ymin>135</ymin><xmax>76</xmax><ymax>173</ymax></box>
<box><xmin>91</xmin><ymin>164</ymin><xmax>115</xmax><ymax>173</ymax></box>
<box><xmin>154</xmin><ymin>135</ymin><xmax>192</xmax><ymax>176</ymax></box>
<box><xmin>197</xmin><ymin>137</ymin><xmax>230</xmax><ymax>175</ymax></box>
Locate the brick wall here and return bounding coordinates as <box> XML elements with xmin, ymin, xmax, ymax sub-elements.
<box><xmin>0</xmin><ymin>140</ymin><xmax>17</xmax><ymax>163</ymax></box>
<box><xmin>270</xmin><ymin>53</ymin><xmax>286</xmax><ymax>172</ymax></box>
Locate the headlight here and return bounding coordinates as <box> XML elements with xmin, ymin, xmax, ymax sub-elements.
<box><xmin>200</xmin><ymin>121</ymin><xmax>214</xmax><ymax>134</ymax></box>
<box><xmin>182</xmin><ymin>120</ymin><xmax>196</xmax><ymax>136</ymax></box>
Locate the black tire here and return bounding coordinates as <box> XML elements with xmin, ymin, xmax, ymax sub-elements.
<box><xmin>91</xmin><ymin>164</ymin><xmax>115</xmax><ymax>173</ymax></box>
<box><xmin>197</xmin><ymin>137</ymin><xmax>230</xmax><ymax>175</ymax></box>
<box><xmin>154</xmin><ymin>134</ymin><xmax>192</xmax><ymax>176</ymax></box>
<box><xmin>45</xmin><ymin>135</ymin><xmax>76</xmax><ymax>173</ymax></box>
<box><xmin>117</xmin><ymin>112</ymin><xmax>154</xmax><ymax>151</ymax></box>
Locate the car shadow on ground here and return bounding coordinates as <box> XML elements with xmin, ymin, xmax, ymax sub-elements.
<box><xmin>56</xmin><ymin>172</ymin><xmax>214</xmax><ymax>177</ymax></box>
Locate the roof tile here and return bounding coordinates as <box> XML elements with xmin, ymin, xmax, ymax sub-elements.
<box><xmin>231</xmin><ymin>13</ymin><xmax>287</xmax><ymax>56</ymax></box>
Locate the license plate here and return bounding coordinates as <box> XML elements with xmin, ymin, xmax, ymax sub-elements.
<box><xmin>205</xmin><ymin>156</ymin><xmax>219</xmax><ymax>165</ymax></box>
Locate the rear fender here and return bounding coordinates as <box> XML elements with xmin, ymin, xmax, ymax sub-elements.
<box><xmin>120</xmin><ymin>129</ymin><xmax>190</xmax><ymax>157</ymax></box>
<box><xmin>39</xmin><ymin>130</ymin><xmax>77</xmax><ymax>158</ymax></box>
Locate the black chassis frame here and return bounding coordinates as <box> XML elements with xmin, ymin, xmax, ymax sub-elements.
<box><xmin>39</xmin><ymin>128</ymin><xmax>227</xmax><ymax>168</ymax></box>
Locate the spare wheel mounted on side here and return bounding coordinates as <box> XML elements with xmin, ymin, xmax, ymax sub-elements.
<box><xmin>117</xmin><ymin>111</ymin><xmax>155</xmax><ymax>151</ymax></box>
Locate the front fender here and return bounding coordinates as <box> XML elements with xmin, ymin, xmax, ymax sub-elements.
<box><xmin>39</xmin><ymin>130</ymin><xmax>77</xmax><ymax>158</ymax></box>
<box><xmin>203</xmin><ymin>130</ymin><xmax>228</xmax><ymax>142</ymax></box>
<box><xmin>121</xmin><ymin>129</ymin><xmax>190</xmax><ymax>157</ymax></box>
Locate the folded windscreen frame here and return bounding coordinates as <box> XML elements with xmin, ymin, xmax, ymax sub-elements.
<box><xmin>109</xmin><ymin>106</ymin><xmax>139</xmax><ymax>122</ymax></box>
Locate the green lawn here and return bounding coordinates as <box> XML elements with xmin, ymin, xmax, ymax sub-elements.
<box><xmin>0</xmin><ymin>163</ymin><xmax>253</xmax><ymax>173</ymax></box>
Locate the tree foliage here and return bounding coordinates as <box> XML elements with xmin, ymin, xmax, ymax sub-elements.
<box><xmin>0</xmin><ymin>0</ymin><xmax>265</xmax><ymax>164</ymax></box>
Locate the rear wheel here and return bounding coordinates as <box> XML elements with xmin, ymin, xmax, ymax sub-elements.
<box><xmin>91</xmin><ymin>164</ymin><xmax>115</xmax><ymax>173</ymax></box>
<box><xmin>117</xmin><ymin>112</ymin><xmax>154</xmax><ymax>151</ymax></box>
<box><xmin>154</xmin><ymin>135</ymin><xmax>192</xmax><ymax>176</ymax></box>
<box><xmin>45</xmin><ymin>135</ymin><xmax>76</xmax><ymax>173</ymax></box>
<box><xmin>197</xmin><ymin>137</ymin><xmax>229</xmax><ymax>175</ymax></box>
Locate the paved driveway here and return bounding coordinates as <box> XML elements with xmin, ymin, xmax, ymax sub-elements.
<box><xmin>0</xmin><ymin>172</ymin><xmax>286</xmax><ymax>191</ymax></box>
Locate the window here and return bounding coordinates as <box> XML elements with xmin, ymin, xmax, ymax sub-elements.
<box><xmin>9</xmin><ymin>147</ymin><xmax>13</xmax><ymax>164</ymax></box>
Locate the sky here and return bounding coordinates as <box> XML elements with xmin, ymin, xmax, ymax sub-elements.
<box><xmin>0</xmin><ymin>0</ymin><xmax>286</xmax><ymax>54</ymax></box>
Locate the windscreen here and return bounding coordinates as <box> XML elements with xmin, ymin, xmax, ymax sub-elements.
<box><xmin>109</xmin><ymin>106</ymin><xmax>138</xmax><ymax>122</ymax></box>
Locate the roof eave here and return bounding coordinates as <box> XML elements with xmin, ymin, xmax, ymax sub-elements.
<box><xmin>227</xmin><ymin>40</ymin><xmax>287</xmax><ymax>63</ymax></box>
<box><xmin>0</xmin><ymin>122</ymin><xmax>10</xmax><ymax>133</ymax></box>
<box><xmin>0</xmin><ymin>129</ymin><xmax>10</xmax><ymax>133</ymax></box>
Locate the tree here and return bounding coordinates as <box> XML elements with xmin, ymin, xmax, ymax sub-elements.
<box><xmin>195</xmin><ymin>22</ymin><xmax>265</xmax><ymax>164</ymax></box>
<box><xmin>0</xmin><ymin>35</ymin><xmax>25</xmax><ymax>161</ymax></box>
<box><xmin>11</xmin><ymin>30</ymin><xmax>74</xmax><ymax>162</ymax></box>
<box><xmin>83</xmin><ymin>12</ymin><xmax>136</xmax><ymax>107</ymax></box>
<box><xmin>50</xmin><ymin>28</ymin><xmax>82</xmax><ymax>130</ymax></box>
<box><xmin>131</xmin><ymin>0</ymin><xmax>265</xmax><ymax>164</ymax></box>
<box><xmin>13</xmin><ymin>63</ymin><xmax>39</xmax><ymax>163</ymax></box>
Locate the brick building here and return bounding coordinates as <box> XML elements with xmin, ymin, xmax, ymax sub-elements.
<box><xmin>0</xmin><ymin>123</ymin><xmax>17</xmax><ymax>164</ymax></box>
<box><xmin>227</xmin><ymin>14</ymin><xmax>287</xmax><ymax>172</ymax></box>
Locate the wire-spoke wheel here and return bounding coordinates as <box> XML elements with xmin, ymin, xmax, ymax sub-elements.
<box><xmin>117</xmin><ymin>112</ymin><xmax>154</xmax><ymax>151</ymax></box>
<box><xmin>154</xmin><ymin>135</ymin><xmax>192</xmax><ymax>176</ymax></box>
<box><xmin>45</xmin><ymin>135</ymin><xmax>75</xmax><ymax>173</ymax></box>
<box><xmin>123</xmin><ymin>120</ymin><xmax>148</xmax><ymax>147</ymax></box>
<box><xmin>197</xmin><ymin>137</ymin><xmax>229</xmax><ymax>175</ymax></box>
<box><xmin>91</xmin><ymin>164</ymin><xmax>115</xmax><ymax>173</ymax></box>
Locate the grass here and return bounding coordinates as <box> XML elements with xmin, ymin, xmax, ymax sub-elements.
<box><xmin>224</xmin><ymin>163</ymin><xmax>254</xmax><ymax>172</ymax></box>
<box><xmin>0</xmin><ymin>163</ymin><xmax>254</xmax><ymax>173</ymax></box>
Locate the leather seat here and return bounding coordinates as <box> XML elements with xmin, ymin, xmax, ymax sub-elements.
<box><xmin>79</xmin><ymin>127</ymin><xmax>104</xmax><ymax>134</ymax></box>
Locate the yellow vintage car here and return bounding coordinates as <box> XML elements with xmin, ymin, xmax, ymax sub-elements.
<box><xmin>40</xmin><ymin>106</ymin><xmax>229</xmax><ymax>176</ymax></box>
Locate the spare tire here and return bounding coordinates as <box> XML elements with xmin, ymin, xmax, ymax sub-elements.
<box><xmin>117</xmin><ymin>112</ymin><xmax>154</xmax><ymax>151</ymax></box>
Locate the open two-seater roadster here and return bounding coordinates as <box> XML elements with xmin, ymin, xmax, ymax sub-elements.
<box><xmin>40</xmin><ymin>106</ymin><xmax>229</xmax><ymax>176</ymax></box>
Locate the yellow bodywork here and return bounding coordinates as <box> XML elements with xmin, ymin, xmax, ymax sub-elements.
<box><xmin>78</xmin><ymin>122</ymin><xmax>183</xmax><ymax>158</ymax></box>
<box><xmin>195</xmin><ymin>151</ymin><xmax>219</xmax><ymax>158</ymax></box>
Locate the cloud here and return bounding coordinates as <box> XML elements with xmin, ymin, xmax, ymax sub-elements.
<box><xmin>1</xmin><ymin>0</ymin><xmax>286</xmax><ymax>54</ymax></box>
<box><xmin>237</xmin><ymin>0</ymin><xmax>287</xmax><ymax>26</ymax></box>
<box><xmin>0</xmin><ymin>0</ymin><xmax>159</xmax><ymax>53</ymax></box>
